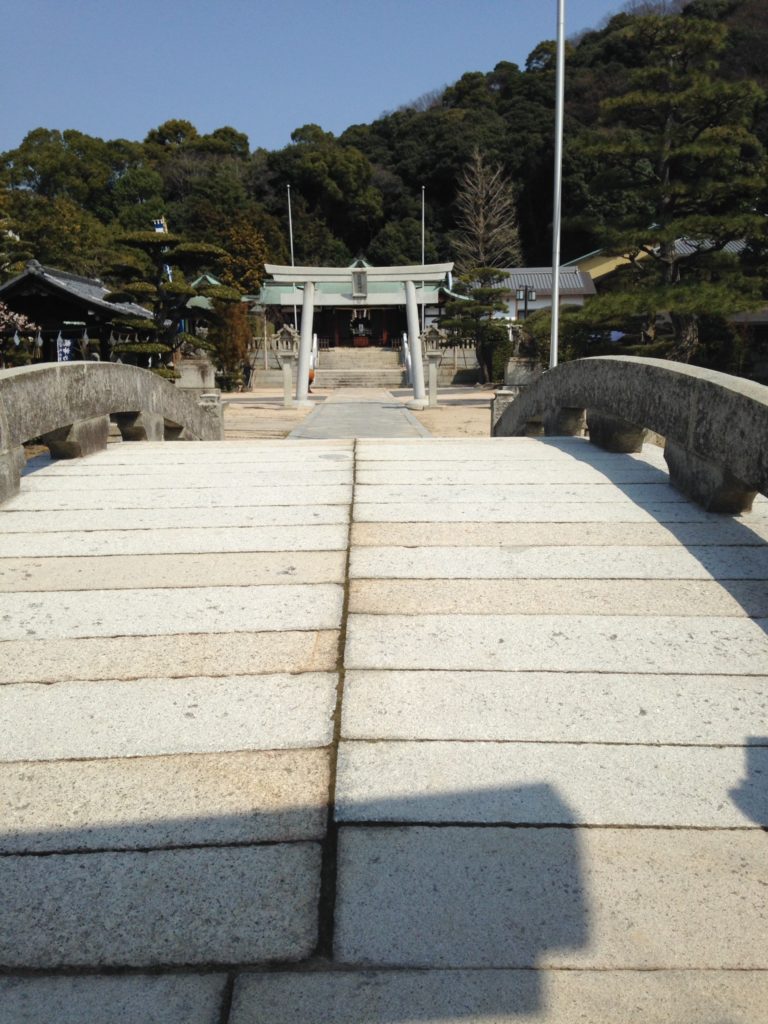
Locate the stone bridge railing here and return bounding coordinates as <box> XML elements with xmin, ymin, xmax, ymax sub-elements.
<box><xmin>493</xmin><ymin>355</ymin><xmax>768</xmax><ymax>514</ymax></box>
<box><xmin>0</xmin><ymin>362</ymin><xmax>223</xmax><ymax>503</ymax></box>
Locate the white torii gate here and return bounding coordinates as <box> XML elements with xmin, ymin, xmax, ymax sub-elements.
<box><xmin>262</xmin><ymin>262</ymin><xmax>453</xmax><ymax>406</ymax></box>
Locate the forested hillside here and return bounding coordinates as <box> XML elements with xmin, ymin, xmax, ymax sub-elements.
<box><xmin>1</xmin><ymin>0</ymin><xmax>766</xmax><ymax>372</ymax></box>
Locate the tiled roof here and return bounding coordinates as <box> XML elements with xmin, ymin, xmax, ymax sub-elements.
<box><xmin>673</xmin><ymin>238</ymin><xmax>747</xmax><ymax>257</ymax></box>
<box><xmin>0</xmin><ymin>261</ymin><xmax>152</xmax><ymax>320</ymax></box>
<box><xmin>498</xmin><ymin>267</ymin><xmax>597</xmax><ymax>297</ymax></box>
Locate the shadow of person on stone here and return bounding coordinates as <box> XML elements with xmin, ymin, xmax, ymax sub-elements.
<box><xmin>538</xmin><ymin>437</ymin><xmax>768</xmax><ymax>638</ymax></box>
<box><xmin>0</xmin><ymin>781</ymin><xmax>588</xmax><ymax>1022</ymax></box>
<box><xmin>333</xmin><ymin>782</ymin><xmax>587</xmax><ymax>1017</ymax></box>
<box><xmin>729</xmin><ymin>739</ymin><xmax>768</xmax><ymax>828</ymax></box>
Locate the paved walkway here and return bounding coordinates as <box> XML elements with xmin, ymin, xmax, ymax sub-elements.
<box><xmin>289</xmin><ymin>388</ymin><xmax>429</xmax><ymax>438</ymax></box>
<box><xmin>1</xmin><ymin>436</ymin><xmax>767</xmax><ymax>1022</ymax></box>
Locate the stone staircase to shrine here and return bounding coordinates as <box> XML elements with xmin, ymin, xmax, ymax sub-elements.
<box><xmin>250</xmin><ymin>345</ymin><xmax>479</xmax><ymax>389</ymax></box>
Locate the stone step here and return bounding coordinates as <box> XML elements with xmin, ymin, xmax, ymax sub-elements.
<box><xmin>318</xmin><ymin>348</ymin><xmax>402</xmax><ymax>369</ymax></box>
<box><xmin>314</xmin><ymin>369</ymin><xmax>406</xmax><ymax>388</ymax></box>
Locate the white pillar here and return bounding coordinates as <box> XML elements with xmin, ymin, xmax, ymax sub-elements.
<box><xmin>295</xmin><ymin>281</ymin><xmax>314</xmax><ymax>405</ymax></box>
<box><xmin>405</xmin><ymin>280</ymin><xmax>426</xmax><ymax>405</ymax></box>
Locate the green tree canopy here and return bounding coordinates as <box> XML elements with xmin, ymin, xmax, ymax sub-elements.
<box><xmin>578</xmin><ymin>10</ymin><xmax>767</xmax><ymax>359</ymax></box>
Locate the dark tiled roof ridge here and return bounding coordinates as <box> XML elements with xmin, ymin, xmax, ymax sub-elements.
<box><xmin>37</xmin><ymin>264</ymin><xmax>105</xmax><ymax>288</ymax></box>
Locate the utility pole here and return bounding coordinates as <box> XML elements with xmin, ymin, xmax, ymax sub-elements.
<box><xmin>287</xmin><ymin>184</ymin><xmax>297</xmax><ymax>330</ymax></box>
<box><xmin>421</xmin><ymin>185</ymin><xmax>426</xmax><ymax>332</ymax></box>
<box><xmin>550</xmin><ymin>0</ymin><xmax>565</xmax><ymax>368</ymax></box>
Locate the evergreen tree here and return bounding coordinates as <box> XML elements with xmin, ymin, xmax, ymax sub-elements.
<box><xmin>580</xmin><ymin>12</ymin><xmax>767</xmax><ymax>360</ymax></box>
<box><xmin>104</xmin><ymin>230</ymin><xmax>228</xmax><ymax>376</ymax></box>
<box><xmin>441</xmin><ymin>268</ymin><xmax>513</xmax><ymax>382</ymax></box>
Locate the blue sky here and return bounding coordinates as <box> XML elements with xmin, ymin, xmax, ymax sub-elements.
<box><xmin>4</xmin><ymin>0</ymin><xmax>626</xmax><ymax>154</ymax></box>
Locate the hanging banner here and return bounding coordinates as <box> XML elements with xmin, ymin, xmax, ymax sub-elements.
<box><xmin>56</xmin><ymin>332</ymin><xmax>72</xmax><ymax>362</ymax></box>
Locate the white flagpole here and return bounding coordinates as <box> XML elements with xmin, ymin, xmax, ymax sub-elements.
<box><xmin>550</xmin><ymin>0</ymin><xmax>565</xmax><ymax>369</ymax></box>
<box><xmin>287</xmin><ymin>184</ymin><xmax>298</xmax><ymax>330</ymax></box>
<box><xmin>421</xmin><ymin>185</ymin><xmax>426</xmax><ymax>332</ymax></box>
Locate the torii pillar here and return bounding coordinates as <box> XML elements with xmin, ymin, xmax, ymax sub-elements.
<box><xmin>405</xmin><ymin>279</ymin><xmax>426</xmax><ymax>409</ymax></box>
<box><xmin>295</xmin><ymin>281</ymin><xmax>315</xmax><ymax>406</ymax></box>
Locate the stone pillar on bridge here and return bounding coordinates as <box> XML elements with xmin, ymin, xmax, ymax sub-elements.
<box><xmin>543</xmin><ymin>406</ymin><xmax>586</xmax><ymax>437</ymax></box>
<box><xmin>587</xmin><ymin>411</ymin><xmax>647</xmax><ymax>453</ymax></box>
<box><xmin>41</xmin><ymin>415</ymin><xmax>111</xmax><ymax>459</ymax></box>
<box><xmin>664</xmin><ymin>439</ymin><xmax>758</xmax><ymax>514</ymax></box>
<box><xmin>112</xmin><ymin>411</ymin><xmax>165</xmax><ymax>442</ymax></box>
<box><xmin>295</xmin><ymin>281</ymin><xmax>315</xmax><ymax>407</ymax></box>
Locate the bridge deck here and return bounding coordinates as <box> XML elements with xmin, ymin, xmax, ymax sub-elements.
<box><xmin>1</xmin><ymin>437</ymin><xmax>767</xmax><ymax>1022</ymax></box>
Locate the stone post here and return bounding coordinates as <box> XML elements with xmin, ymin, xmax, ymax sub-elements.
<box><xmin>281</xmin><ymin>352</ymin><xmax>296</xmax><ymax>408</ymax></box>
<box><xmin>587</xmin><ymin>410</ymin><xmax>647</xmax><ymax>453</ymax></box>
<box><xmin>491</xmin><ymin>388</ymin><xmax>522</xmax><ymax>434</ymax></box>
<box><xmin>426</xmin><ymin>351</ymin><xmax>443</xmax><ymax>408</ymax></box>
<box><xmin>664</xmin><ymin>439</ymin><xmax>757</xmax><ymax>514</ymax></box>
<box><xmin>405</xmin><ymin>280</ymin><xmax>426</xmax><ymax>408</ymax></box>
<box><xmin>198</xmin><ymin>393</ymin><xmax>223</xmax><ymax>439</ymax></box>
<box><xmin>41</xmin><ymin>415</ymin><xmax>111</xmax><ymax>459</ymax></box>
<box><xmin>295</xmin><ymin>281</ymin><xmax>314</xmax><ymax>406</ymax></box>
<box><xmin>112</xmin><ymin>411</ymin><xmax>165</xmax><ymax>442</ymax></box>
<box><xmin>543</xmin><ymin>406</ymin><xmax>586</xmax><ymax>437</ymax></box>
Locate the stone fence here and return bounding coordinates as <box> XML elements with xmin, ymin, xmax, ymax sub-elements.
<box><xmin>0</xmin><ymin>362</ymin><xmax>223</xmax><ymax>503</ymax></box>
<box><xmin>493</xmin><ymin>355</ymin><xmax>768</xmax><ymax>514</ymax></box>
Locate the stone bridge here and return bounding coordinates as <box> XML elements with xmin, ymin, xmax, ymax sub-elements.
<box><xmin>0</xmin><ymin>358</ymin><xmax>767</xmax><ymax>1022</ymax></box>
<box><xmin>0</xmin><ymin>362</ymin><xmax>223</xmax><ymax>503</ymax></box>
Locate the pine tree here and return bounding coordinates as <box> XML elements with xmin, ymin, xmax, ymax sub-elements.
<box><xmin>441</xmin><ymin>268</ymin><xmax>513</xmax><ymax>382</ymax></box>
<box><xmin>581</xmin><ymin>12</ymin><xmax>767</xmax><ymax>361</ymax></box>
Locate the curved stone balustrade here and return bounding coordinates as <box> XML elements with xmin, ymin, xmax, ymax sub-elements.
<box><xmin>493</xmin><ymin>355</ymin><xmax>768</xmax><ymax>513</ymax></box>
<box><xmin>0</xmin><ymin>361</ymin><xmax>222</xmax><ymax>503</ymax></box>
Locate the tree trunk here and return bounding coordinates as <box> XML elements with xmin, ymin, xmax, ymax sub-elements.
<box><xmin>476</xmin><ymin>342</ymin><xmax>492</xmax><ymax>383</ymax></box>
<box><xmin>669</xmin><ymin>313</ymin><xmax>699</xmax><ymax>363</ymax></box>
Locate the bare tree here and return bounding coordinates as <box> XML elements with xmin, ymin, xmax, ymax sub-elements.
<box><xmin>452</xmin><ymin>149</ymin><xmax>522</xmax><ymax>273</ymax></box>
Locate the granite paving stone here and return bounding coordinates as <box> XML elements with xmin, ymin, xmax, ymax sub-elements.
<box><xmin>335</xmin><ymin>826</ymin><xmax>768</xmax><ymax>968</ymax></box>
<box><xmin>0</xmin><ymin>843</ymin><xmax>321</xmax><ymax>967</ymax></box>
<box><xmin>20</xmin><ymin>476</ymin><xmax>353</xmax><ymax>498</ymax></box>
<box><xmin>32</xmin><ymin>463</ymin><xmax>352</xmax><ymax>481</ymax></box>
<box><xmin>345</xmin><ymin>613</ymin><xmax>768</xmax><ymax>674</ymax></box>
<box><xmin>349</xmin><ymin>544</ymin><xmax>768</xmax><ymax>580</ymax></box>
<box><xmin>0</xmin><ymin>673</ymin><xmax>337</xmax><ymax>759</ymax></box>
<box><xmin>4</xmin><ymin>489</ymin><xmax>351</xmax><ymax>511</ymax></box>
<box><xmin>0</xmin><ymin>551</ymin><xmax>347</xmax><ymax>592</ymax></box>
<box><xmin>2</xmin><ymin>749</ymin><xmax>330</xmax><ymax>852</ymax></box>
<box><xmin>0</xmin><ymin>630</ymin><xmax>339</xmax><ymax>683</ymax></box>
<box><xmin>0</xmin><ymin>975</ymin><xmax>228</xmax><ymax>1024</ymax></box>
<box><xmin>350</xmin><ymin>519</ymin><xmax>768</xmax><ymax>546</ymax></box>
<box><xmin>289</xmin><ymin>392</ymin><xmax>429</xmax><ymax>439</ymax></box>
<box><xmin>349</xmin><ymin>577</ymin><xmax>768</xmax><ymax>616</ymax></box>
<box><xmin>0</xmin><ymin>524</ymin><xmax>349</xmax><ymax>555</ymax></box>
<box><xmin>352</xmin><ymin>501</ymin><xmax>727</xmax><ymax>523</ymax></box>
<box><xmin>341</xmin><ymin>670</ymin><xmax>768</xmax><ymax>745</ymax></box>
<box><xmin>356</xmin><ymin>463</ymin><xmax>669</xmax><ymax>484</ymax></box>
<box><xmin>335</xmin><ymin>740</ymin><xmax>768</xmax><ymax>827</ymax></box>
<box><xmin>0</xmin><ymin>583</ymin><xmax>344</xmax><ymax>639</ymax></box>
<box><xmin>354</xmin><ymin>482</ymin><xmax>686</xmax><ymax>504</ymax></box>
<box><xmin>0</xmin><ymin>505</ymin><xmax>350</xmax><ymax>533</ymax></box>
<box><xmin>229</xmin><ymin>969</ymin><xmax>768</xmax><ymax>1024</ymax></box>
